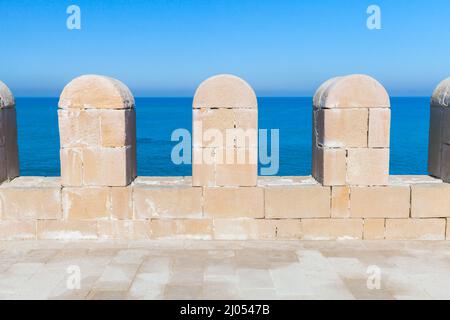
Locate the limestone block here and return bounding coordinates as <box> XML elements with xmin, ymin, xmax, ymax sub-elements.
<box><xmin>215</xmin><ymin>150</ymin><xmax>258</xmax><ymax>187</ymax></box>
<box><xmin>385</xmin><ymin>219</ymin><xmax>446</xmax><ymax>240</ymax></box>
<box><xmin>232</xmin><ymin>109</ymin><xmax>258</xmax><ymax>148</ymax></box>
<box><xmin>349</xmin><ymin>185</ymin><xmax>410</xmax><ymax>218</ymax></box>
<box><xmin>273</xmin><ymin>219</ymin><xmax>303</xmax><ymax>239</ymax></box>
<box><xmin>37</xmin><ymin>220</ymin><xmax>97</xmax><ymax>240</ymax></box>
<box><xmin>302</xmin><ymin>219</ymin><xmax>363</xmax><ymax>240</ymax></box>
<box><xmin>133</xmin><ymin>185</ymin><xmax>202</xmax><ymax>219</ymax></box>
<box><xmin>346</xmin><ymin>148</ymin><xmax>389</xmax><ymax>185</ymax></box>
<box><xmin>97</xmin><ymin>220</ymin><xmax>150</xmax><ymax>240</ymax></box>
<box><xmin>317</xmin><ymin>108</ymin><xmax>368</xmax><ymax>147</ymax></box>
<box><xmin>58</xmin><ymin>109</ymin><xmax>100</xmax><ymax>148</ymax></box>
<box><xmin>100</xmin><ymin>109</ymin><xmax>135</xmax><ymax>147</ymax></box>
<box><xmin>363</xmin><ymin>219</ymin><xmax>385</xmax><ymax>240</ymax></box>
<box><xmin>213</xmin><ymin>219</ymin><xmax>276</xmax><ymax>240</ymax></box>
<box><xmin>192</xmin><ymin>162</ymin><xmax>215</xmax><ymax>187</ymax></box>
<box><xmin>411</xmin><ymin>183</ymin><xmax>450</xmax><ymax>217</ymax></box>
<box><xmin>82</xmin><ymin>146</ymin><xmax>134</xmax><ymax>186</ymax></box>
<box><xmin>317</xmin><ymin>74</ymin><xmax>390</xmax><ymax>109</ymax></box>
<box><xmin>193</xmin><ymin>74</ymin><xmax>257</xmax><ymax>109</ymax></box>
<box><xmin>62</xmin><ymin>187</ymin><xmax>110</xmax><ymax>220</ymax></box>
<box><xmin>60</xmin><ymin>148</ymin><xmax>83</xmax><ymax>186</ymax></box>
<box><xmin>150</xmin><ymin>219</ymin><xmax>213</xmax><ymax>240</ymax></box>
<box><xmin>59</xmin><ymin>75</ymin><xmax>135</xmax><ymax>109</ymax></box>
<box><xmin>265</xmin><ymin>184</ymin><xmax>330</xmax><ymax>218</ymax></box>
<box><xmin>331</xmin><ymin>186</ymin><xmax>350</xmax><ymax>218</ymax></box>
<box><xmin>193</xmin><ymin>108</ymin><xmax>235</xmax><ymax>148</ymax></box>
<box><xmin>0</xmin><ymin>221</ymin><xmax>36</xmax><ymax>240</ymax></box>
<box><xmin>368</xmin><ymin>108</ymin><xmax>391</xmax><ymax>148</ymax></box>
<box><xmin>257</xmin><ymin>176</ymin><xmax>318</xmax><ymax>187</ymax></box>
<box><xmin>0</xmin><ymin>177</ymin><xmax>62</xmax><ymax>220</ymax></box>
<box><xmin>110</xmin><ymin>187</ymin><xmax>133</xmax><ymax>219</ymax></box>
<box><xmin>427</xmin><ymin>106</ymin><xmax>443</xmax><ymax>177</ymax></box>
<box><xmin>204</xmin><ymin>187</ymin><xmax>264</xmax><ymax>218</ymax></box>
<box><xmin>312</xmin><ymin>146</ymin><xmax>346</xmax><ymax>186</ymax></box>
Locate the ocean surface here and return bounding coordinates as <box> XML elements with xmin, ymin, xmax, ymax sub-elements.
<box><xmin>15</xmin><ymin>97</ymin><xmax>430</xmax><ymax>177</ymax></box>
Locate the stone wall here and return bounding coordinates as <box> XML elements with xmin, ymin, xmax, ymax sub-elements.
<box><xmin>0</xmin><ymin>75</ymin><xmax>449</xmax><ymax>241</ymax></box>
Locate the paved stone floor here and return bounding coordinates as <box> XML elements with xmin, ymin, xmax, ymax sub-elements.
<box><xmin>0</xmin><ymin>240</ymin><xmax>449</xmax><ymax>300</ymax></box>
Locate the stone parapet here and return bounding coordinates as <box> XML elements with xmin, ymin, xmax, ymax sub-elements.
<box><xmin>0</xmin><ymin>75</ymin><xmax>449</xmax><ymax>241</ymax></box>
<box><xmin>0</xmin><ymin>175</ymin><xmax>448</xmax><ymax>240</ymax></box>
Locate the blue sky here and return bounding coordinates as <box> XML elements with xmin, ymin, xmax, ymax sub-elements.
<box><xmin>0</xmin><ymin>0</ymin><xmax>449</xmax><ymax>97</ymax></box>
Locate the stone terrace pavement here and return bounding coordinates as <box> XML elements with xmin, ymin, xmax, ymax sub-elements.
<box><xmin>0</xmin><ymin>240</ymin><xmax>449</xmax><ymax>300</ymax></box>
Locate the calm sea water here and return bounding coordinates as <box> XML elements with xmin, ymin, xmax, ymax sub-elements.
<box><xmin>15</xmin><ymin>97</ymin><xmax>430</xmax><ymax>177</ymax></box>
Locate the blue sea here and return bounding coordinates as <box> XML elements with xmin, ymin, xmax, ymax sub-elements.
<box><xmin>15</xmin><ymin>97</ymin><xmax>430</xmax><ymax>177</ymax></box>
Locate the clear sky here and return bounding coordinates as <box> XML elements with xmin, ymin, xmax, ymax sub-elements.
<box><xmin>1</xmin><ymin>0</ymin><xmax>449</xmax><ymax>97</ymax></box>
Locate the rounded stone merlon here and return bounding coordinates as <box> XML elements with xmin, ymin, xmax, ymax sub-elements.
<box><xmin>193</xmin><ymin>74</ymin><xmax>257</xmax><ymax>109</ymax></box>
<box><xmin>0</xmin><ymin>81</ymin><xmax>15</xmax><ymax>108</ymax></box>
<box><xmin>58</xmin><ymin>75</ymin><xmax>135</xmax><ymax>109</ymax></box>
<box><xmin>317</xmin><ymin>74</ymin><xmax>390</xmax><ymax>109</ymax></box>
<box><xmin>431</xmin><ymin>77</ymin><xmax>450</xmax><ymax>108</ymax></box>
<box><xmin>312</xmin><ymin>77</ymin><xmax>342</xmax><ymax>109</ymax></box>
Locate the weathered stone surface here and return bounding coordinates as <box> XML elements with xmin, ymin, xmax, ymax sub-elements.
<box><xmin>265</xmin><ymin>185</ymin><xmax>330</xmax><ymax>218</ymax></box>
<box><xmin>388</xmin><ymin>175</ymin><xmax>442</xmax><ymax>185</ymax></box>
<box><xmin>58</xmin><ymin>109</ymin><xmax>100</xmax><ymax>148</ymax></box>
<box><xmin>4</xmin><ymin>108</ymin><xmax>19</xmax><ymax>180</ymax></box>
<box><xmin>150</xmin><ymin>219</ymin><xmax>213</xmax><ymax>240</ymax></box>
<box><xmin>368</xmin><ymin>108</ymin><xmax>391</xmax><ymax>148</ymax></box>
<box><xmin>213</xmin><ymin>219</ymin><xmax>276</xmax><ymax>240</ymax></box>
<box><xmin>192</xmin><ymin>162</ymin><xmax>215</xmax><ymax>187</ymax></box>
<box><xmin>59</xmin><ymin>75</ymin><xmax>134</xmax><ymax>109</ymax></box>
<box><xmin>82</xmin><ymin>146</ymin><xmax>134</xmax><ymax>186</ymax></box>
<box><xmin>363</xmin><ymin>219</ymin><xmax>385</xmax><ymax>240</ymax></box>
<box><xmin>258</xmin><ymin>176</ymin><xmax>318</xmax><ymax>187</ymax></box>
<box><xmin>0</xmin><ymin>80</ymin><xmax>15</xmax><ymax>108</ymax></box>
<box><xmin>317</xmin><ymin>74</ymin><xmax>390</xmax><ymax>109</ymax></box>
<box><xmin>273</xmin><ymin>219</ymin><xmax>303</xmax><ymax>239</ymax></box>
<box><xmin>447</xmin><ymin>218</ymin><xmax>450</xmax><ymax>240</ymax></box>
<box><xmin>312</xmin><ymin>146</ymin><xmax>346</xmax><ymax>186</ymax></box>
<box><xmin>37</xmin><ymin>220</ymin><xmax>97</xmax><ymax>240</ymax></box>
<box><xmin>62</xmin><ymin>187</ymin><xmax>110</xmax><ymax>220</ymax></box>
<box><xmin>0</xmin><ymin>177</ymin><xmax>61</xmax><ymax>220</ymax></box>
<box><xmin>302</xmin><ymin>219</ymin><xmax>363</xmax><ymax>240</ymax></box>
<box><xmin>385</xmin><ymin>219</ymin><xmax>446</xmax><ymax>240</ymax></box>
<box><xmin>193</xmin><ymin>74</ymin><xmax>257</xmax><ymax>109</ymax></box>
<box><xmin>204</xmin><ymin>187</ymin><xmax>264</xmax><ymax>218</ymax></box>
<box><xmin>60</xmin><ymin>148</ymin><xmax>83</xmax><ymax>186</ymax></box>
<box><xmin>331</xmin><ymin>186</ymin><xmax>350</xmax><ymax>218</ymax></box>
<box><xmin>133</xmin><ymin>185</ymin><xmax>202</xmax><ymax>219</ymax></box>
<box><xmin>110</xmin><ymin>187</ymin><xmax>133</xmax><ymax>220</ymax></box>
<box><xmin>317</xmin><ymin>108</ymin><xmax>368</xmax><ymax>147</ymax></box>
<box><xmin>100</xmin><ymin>109</ymin><xmax>135</xmax><ymax>147</ymax></box>
<box><xmin>411</xmin><ymin>183</ymin><xmax>450</xmax><ymax>217</ymax></box>
<box><xmin>193</xmin><ymin>108</ymin><xmax>235</xmax><ymax>148</ymax></box>
<box><xmin>428</xmin><ymin>106</ymin><xmax>443</xmax><ymax>177</ymax></box>
<box><xmin>0</xmin><ymin>220</ymin><xmax>36</xmax><ymax>240</ymax></box>
<box><xmin>441</xmin><ymin>144</ymin><xmax>450</xmax><ymax>183</ymax></box>
<box><xmin>346</xmin><ymin>148</ymin><xmax>389</xmax><ymax>185</ymax></box>
<box><xmin>313</xmin><ymin>77</ymin><xmax>342</xmax><ymax>109</ymax></box>
<box><xmin>430</xmin><ymin>77</ymin><xmax>450</xmax><ymax>108</ymax></box>
<box><xmin>215</xmin><ymin>158</ymin><xmax>257</xmax><ymax>187</ymax></box>
<box><xmin>97</xmin><ymin>220</ymin><xmax>150</xmax><ymax>240</ymax></box>
<box><xmin>350</xmin><ymin>185</ymin><xmax>410</xmax><ymax>218</ymax></box>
